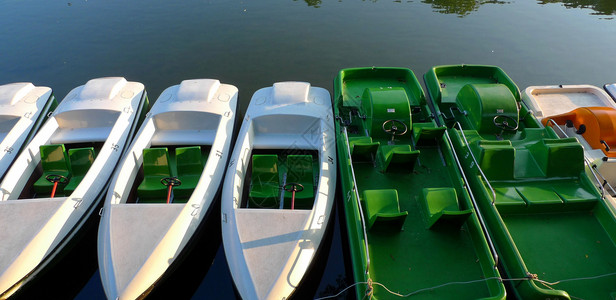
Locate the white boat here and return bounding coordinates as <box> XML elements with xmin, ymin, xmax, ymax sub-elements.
<box><xmin>0</xmin><ymin>77</ymin><xmax>148</xmax><ymax>298</ymax></box>
<box><xmin>606</xmin><ymin>83</ymin><xmax>616</xmax><ymax>101</ymax></box>
<box><xmin>97</xmin><ymin>79</ymin><xmax>238</xmax><ymax>299</ymax></box>
<box><xmin>221</xmin><ymin>82</ymin><xmax>336</xmax><ymax>299</ymax></box>
<box><xmin>0</xmin><ymin>83</ymin><xmax>56</xmax><ymax>180</ymax></box>
<box><xmin>522</xmin><ymin>84</ymin><xmax>616</xmax><ymax>210</ymax></box>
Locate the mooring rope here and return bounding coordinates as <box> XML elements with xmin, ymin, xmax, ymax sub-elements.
<box><xmin>314</xmin><ymin>271</ymin><xmax>616</xmax><ymax>300</ymax></box>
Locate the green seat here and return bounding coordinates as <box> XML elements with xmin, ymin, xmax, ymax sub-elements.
<box><xmin>138</xmin><ymin>148</ymin><xmax>172</xmax><ymax>203</ymax></box>
<box><xmin>363</xmin><ymin>189</ymin><xmax>407</xmax><ymax>231</ymax></box>
<box><xmin>284</xmin><ymin>155</ymin><xmax>315</xmax><ymax>209</ymax></box>
<box><xmin>413</xmin><ymin>123</ymin><xmax>446</xmax><ymax>146</ymax></box>
<box><xmin>63</xmin><ymin>147</ymin><xmax>96</xmax><ymax>195</ymax></box>
<box><xmin>378</xmin><ymin>145</ymin><xmax>420</xmax><ymax>173</ymax></box>
<box><xmin>422</xmin><ymin>188</ymin><xmax>472</xmax><ymax>229</ymax></box>
<box><xmin>249</xmin><ymin>154</ymin><xmax>280</xmax><ymax>208</ymax></box>
<box><xmin>173</xmin><ymin>146</ymin><xmax>204</xmax><ymax>202</ymax></box>
<box><xmin>33</xmin><ymin>144</ymin><xmax>72</xmax><ymax>197</ymax></box>
<box><xmin>349</xmin><ymin>136</ymin><xmax>379</xmax><ymax>161</ymax></box>
<box><xmin>477</xmin><ymin>140</ymin><xmax>515</xmax><ymax>180</ymax></box>
<box><xmin>530</xmin><ymin>138</ymin><xmax>584</xmax><ymax>178</ymax></box>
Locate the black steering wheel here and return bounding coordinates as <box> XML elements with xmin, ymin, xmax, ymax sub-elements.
<box><xmin>493</xmin><ymin>115</ymin><xmax>519</xmax><ymax>131</ymax></box>
<box><xmin>45</xmin><ymin>174</ymin><xmax>69</xmax><ymax>184</ymax></box>
<box><xmin>161</xmin><ymin>177</ymin><xmax>182</xmax><ymax>187</ymax></box>
<box><xmin>382</xmin><ymin>119</ymin><xmax>408</xmax><ymax>136</ymax></box>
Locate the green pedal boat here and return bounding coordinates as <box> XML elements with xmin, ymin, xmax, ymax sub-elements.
<box><xmin>334</xmin><ymin>67</ymin><xmax>506</xmax><ymax>299</ymax></box>
<box><xmin>425</xmin><ymin>64</ymin><xmax>616</xmax><ymax>299</ymax></box>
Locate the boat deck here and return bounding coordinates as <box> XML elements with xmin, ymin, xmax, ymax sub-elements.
<box><xmin>503</xmin><ymin>211</ymin><xmax>616</xmax><ymax>299</ymax></box>
<box><xmin>351</xmin><ymin>145</ymin><xmax>495</xmax><ymax>298</ymax></box>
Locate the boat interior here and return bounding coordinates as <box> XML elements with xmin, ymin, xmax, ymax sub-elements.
<box><xmin>438</xmin><ymin>75</ymin><xmax>616</xmax><ymax>298</ymax></box>
<box><xmin>241</xmin><ymin>149</ymin><xmax>318</xmax><ymax>210</ymax></box>
<box><xmin>337</xmin><ymin>68</ymin><xmax>504</xmax><ymax>298</ymax></box>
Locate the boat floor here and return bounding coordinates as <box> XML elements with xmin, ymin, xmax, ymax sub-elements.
<box><xmin>503</xmin><ymin>212</ymin><xmax>616</xmax><ymax>299</ymax></box>
<box><xmin>352</xmin><ymin>145</ymin><xmax>493</xmax><ymax>298</ymax></box>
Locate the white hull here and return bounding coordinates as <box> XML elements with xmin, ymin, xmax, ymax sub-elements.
<box><xmin>222</xmin><ymin>82</ymin><xmax>336</xmax><ymax>299</ymax></box>
<box><xmin>522</xmin><ymin>84</ymin><xmax>616</xmax><ymax>211</ymax></box>
<box><xmin>97</xmin><ymin>79</ymin><xmax>237</xmax><ymax>299</ymax></box>
<box><xmin>0</xmin><ymin>77</ymin><xmax>147</xmax><ymax>298</ymax></box>
<box><xmin>0</xmin><ymin>83</ymin><xmax>55</xmax><ymax>180</ymax></box>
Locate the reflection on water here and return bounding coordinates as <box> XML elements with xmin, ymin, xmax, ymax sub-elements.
<box><xmin>294</xmin><ymin>0</ymin><xmax>615</xmax><ymax>18</ymax></box>
<box><xmin>422</xmin><ymin>0</ymin><xmax>509</xmax><ymax>17</ymax></box>
<box><xmin>537</xmin><ymin>0</ymin><xmax>616</xmax><ymax>16</ymax></box>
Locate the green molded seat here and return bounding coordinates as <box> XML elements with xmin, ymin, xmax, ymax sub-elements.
<box><xmin>378</xmin><ymin>145</ymin><xmax>420</xmax><ymax>173</ymax></box>
<box><xmin>349</xmin><ymin>136</ymin><xmax>379</xmax><ymax>161</ymax></box>
<box><xmin>249</xmin><ymin>154</ymin><xmax>280</xmax><ymax>208</ymax></box>
<box><xmin>173</xmin><ymin>146</ymin><xmax>204</xmax><ymax>202</ymax></box>
<box><xmin>363</xmin><ymin>189</ymin><xmax>407</xmax><ymax>231</ymax></box>
<box><xmin>284</xmin><ymin>155</ymin><xmax>315</xmax><ymax>209</ymax></box>
<box><xmin>138</xmin><ymin>148</ymin><xmax>172</xmax><ymax>203</ymax></box>
<box><xmin>63</xmin><ymin>147</ymin><xmax>96</xmax><ymax>195</ymax></box>
<box><xmin>34</xmin><ymin>144</ymin><xmax>72</xmax><ymax>197</ymax></box>
<box><xmin>422</xmin><ymin>188</ymin><xmax>472</xmax><ymax>229</ymax></box>
<box><xmin>530</xmin><ymin>138</ymin><xmax>584</xmax><ymax>178</ymax></box>
<box><xmin>413</xmin><ymin>123</ymin><xmax>446</xmax><ymax>146</ymax></box>
<box><xmin>477</xmin><ymin>140</ymin><xmax>515</xmax><ymax>180</ymax></box>
<box><xmin>493</xmin><ymin>186</ymin><xmax>527</xmax><ymax>214</ymax></box>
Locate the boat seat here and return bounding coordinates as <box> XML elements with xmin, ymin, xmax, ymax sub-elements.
<box><xmin>377</xmin><ymin>145</ymin><xmax>420</xmax><ymax>173</ymax></box>
<box><xmin>530</xmin><ymin>138</ymin><xmax>584</xmax><ymax>178</ymax></box>
<box><xmin>422</xmin><ymin>188</ymin><xmax>472</xmax><ymax>229</ymax></box>
<box><xmin>412</xmin><ymin>123</ymin><xmax>446</xmax><ymax>146</ymax></box>
<box><xmin>173</xmin><ymin>146</ymin><xmax>204</xmax><ymax>203</ymax></box>
<box><xmin>477</xmin><ymin>140</ymin><xmax>515</xmax><ymax>180</ymax></box>
<box><xmin>349</xmin><ymin>136</ymin><xmax>379</xmax><ymax>161</ymax></box>
<box><xmin>33</xmin><ymin>144</ymin><xmax>72</xmax><ymax>197</ymax></box>
<box><xmin>284</xmin><ymin>155</ymin><xmax>314</xmax><ymax>209</ymax></box>
<box><xmin>363</xmin><ymin>189</ymin><xmax>407</xmax><ymax>231</ymax></box>
<box><xmin>515</xmin><ymin>186</ymin><xmax>563</xmax><ymax>212</ymax></box>
<box><xmin>138</xmin><ymin>147</ymin><xmax>172</xmax><ymax>203</ymax></box>
<box><xmin>63</xmin><ymin>147</ymin><xmax>96</xmax><ymax>195</ymax></box>
<box><xmin>492</xmin><ymin>186</ymin><xmax>527</xmax><ymax>213</ymax></box>
<box><xmin>551</xmin><ymin>181</ymin><xmax>598</xmax><ymax>210</ymax></box>
<box><xmin>249</xmin><ymin>154</ymin><xmax>280</xmax><ymax>208</ymax></box>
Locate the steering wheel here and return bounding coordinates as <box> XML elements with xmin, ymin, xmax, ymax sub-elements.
<box><xmin>283</xmin><ymin>183</ymin><xmax>304</xmax><ymax>193</ymax></box>
<box><xmin>493</xmin><ymin>115</ymin><xmax>519</xmax><ymax>131</ymax></box>
<box><xmin>45</xmin><ymin>174</ymin><xmax>69</xmax><ymax>184</ymax></box>
<box><xmin>382</xmin><ymin>119</ymin><xmax>408</xmax><ymax>136</ymax></box>
<box><xmin>161</xmin><ymin>177</ymin><xmax>182</xmax><ymax>187</ymax></box>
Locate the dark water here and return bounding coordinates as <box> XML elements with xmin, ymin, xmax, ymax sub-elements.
<box><xmin>1</xmin><ymin>0</ymin><xmax>615</xmax><ymax>299</ymax></box>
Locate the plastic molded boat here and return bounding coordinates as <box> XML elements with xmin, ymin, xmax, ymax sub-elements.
<box><xmin>334</xmin><ymin>67</ymin><xmax>506</xmax><ymax>299</ymax></box>
<box><xmin>0</xmin><ymin>77</ymin><xmax>148</xmax><ymax>298</ymax></box>
<box><xmin>221</xmin><ymin>82</ymin><xmax>336</xmax><ymax>299</ymax></box>
<box><xmin>97</xmin><ymin>79</ymin><xmax>237</xmax><ymax>299</ymax></box>
<box><xmin>606</xmin><ymin>83</ymin><xmax>616</xmax><ymax>101</ymax></box>
<box><xmin>522</xmin><ymin>84</ymin><xmax>616</xmax><ymax>210</ymax></box>
<box><xmin>425</xmin><ymin>64</ymin><xmax>616</xmax><ymax>299</ymax></box>
<box><xmin>0</xmin><ymin>83</ymin><xmax>57</xmax><ymax>180</ymax></box>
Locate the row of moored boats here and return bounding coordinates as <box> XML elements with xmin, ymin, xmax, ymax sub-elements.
<box><xmin>0</xmin><ymin>66</ymin><xmax>615</xmax><ymax>299</ymax></box>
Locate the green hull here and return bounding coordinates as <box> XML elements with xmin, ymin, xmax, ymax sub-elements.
<box><xmin>334</xmin><ymin>67</ymin><xmax>506</xmax><ymax>299</ymax></box>
<box><xmin>425</xmin><ymin>64</ymin><xmax>616</xmax><ymax>299</ymax></box>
